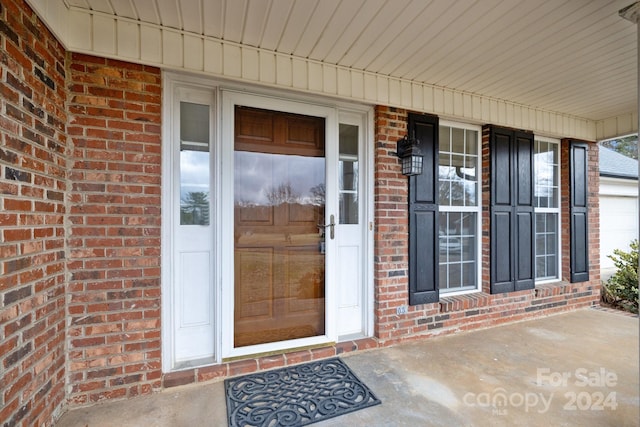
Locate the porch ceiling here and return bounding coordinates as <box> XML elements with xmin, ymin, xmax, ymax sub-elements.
<box><xmin>60</xmin><ymin>0</ymin><xmax>637</xmax><ymax>124</ymax></box>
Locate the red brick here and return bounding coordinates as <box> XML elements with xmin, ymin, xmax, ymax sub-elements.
<box><xmin>228</xmin><ymin>359</ymin><xmax>258</xmax><ymax>377</ymax></box>
<box><xmin>197</xmin><ymin>364</ymin><xmax>228</xmax><ymax>382</ymax></box>
<box><xmin>163</xmin><ymin>370</ymin><xmax>195</xmax><ymax>388</ymax></box>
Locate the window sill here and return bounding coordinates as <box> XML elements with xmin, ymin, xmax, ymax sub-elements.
<box><xmin>439</xmin><ymin>291</ymin><xmax>490</xmax><ymax>313</ymax></box>
<box><xmin>534</xmin><ymin>281</ymin><xmax>573</xmax><ymax>298</ymax></box>
<box><xmin>438</xmin><ymin>281</ymin><xmax>582</xmax><ymax>313</ymax></box>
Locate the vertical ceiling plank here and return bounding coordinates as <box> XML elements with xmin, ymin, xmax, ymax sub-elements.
<box><xmin>308</xmin><ymin>62</ymin><xmax>323</xmax><ymax>92</ymax></box>
<box><xmin>241</xmin><ymin>48</ymin><xmax>259</xmax><ymax>81</ymax></box>
<box><xmin>140</xmin><ymin>25</ymin><xmax>162</xmax><ymax>63</ymax></box>
<box><xmin>411</xmin><ymin>83</ymin><xmax>423</xmax><ymax>111</ymax></box>
<box><xmin>203</xmin><ymin>39</ymin><xmax>223</xmax><ymax>75</ymax></box>
<box><xmin>350</xmin><ymin>71</ymin><xmax>363</xmax><ymax>100</ymax></box>
<box><xmin>337</xmin><ymin>68</ymin><xmax>351</xmax><ymax>97</ymax></box>
<box><xmin>388</xmin><ymin>79</ymin><xmax>401</xmax><ymax>106</ymax></box>
<box><xmin>223</xmin><ymin>44</ymin><xmax>242</xmax><ymax>77</ymax></box>
<box><xmin>258</xmin><ymin>51</ymin><xmax>276</xmax><ymax>84</ymax></box>
<box><xmin>92</xmin><ymin>14</ymin><xmax>116</xmax><ymax>54</ymax></box>
<box><xmin>322</xmin><ymin>64</ymin><xmax>337</xmax><ymax>95</ymax></box>
<box><xmin>276</xmin><ymin>55</ymin><xmax>292</xmax><ymax>87</ymax></box>
<box><xmin>68</xmin><ymin>9</ymin><xmax>92</xmax><ymax>51</ymax></box>
<box><xmin>117</xmin><ymin>20</ymin><xmax>139</xmax><ymax>59</ymax></box>
<box><xmin>292</xmin><ymin>57</ymin><xmax>307</xmax><ymax>89</ymax></box>
<box><xmin>162</xmin><ymin>30</ymin><xmax>183</xmax><ymax>67</ymax></box>
<box><xmin>400</xmin><ymin>81</ymin><xmax>411</xmax><ymax>110</ymax></box>
<box><xmin>376</xmin><ymin>76</ymin><xmax>388</xmax><ymax>105</ymax></box>
<box><xmin>184</xmin><ymin>34</ymin><xmax>203</xmax><ymax>71</ymax></box>
<box><xmin>363</xmin><ymin>74</ymin><xmax>377</xmax><ymax>102</ymax></box>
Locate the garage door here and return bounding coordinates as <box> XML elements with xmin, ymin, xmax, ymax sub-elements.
<box><xmin>600</xmin><ymin>195</ymin><xmax>638</xmax><ymax>273</ymax></box>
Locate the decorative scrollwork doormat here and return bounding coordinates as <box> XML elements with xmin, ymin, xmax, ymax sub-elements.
<box><xmin>224</xmin><ymin>357</ymin><xmax>381</xmax><ymax>426</ymax></box>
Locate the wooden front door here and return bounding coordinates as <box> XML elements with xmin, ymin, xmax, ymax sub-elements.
<box><xmin>233</xmin><ymin>106</ymin><xmax>326</xmax><ymax>347</ymax></box>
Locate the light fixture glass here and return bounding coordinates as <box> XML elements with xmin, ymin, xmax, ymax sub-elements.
<box><xmin>396</xmin><ymin>135</ymin><xmax>423</xmax><ymax>176</ymax></box>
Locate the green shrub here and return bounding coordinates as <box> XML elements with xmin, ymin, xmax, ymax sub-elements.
<box><xmin>603</xmin><ymin>239</ymin><xmax>639</xmax><ymax>314</ymax></box>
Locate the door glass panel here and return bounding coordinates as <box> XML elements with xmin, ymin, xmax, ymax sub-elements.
<box><xmin>234</xmin><ymin>106</ymin><xmax>326</xmax><ymax>347</ymax></box>
<box><xmin>339</xmin><ymin>124</ymin><xmax>359</xmax><ymax>224</ymax></box>
<box><xmin>180</xmin><ymin>102</ymin><xmax>210</xmax><ymax>225</ymax></box>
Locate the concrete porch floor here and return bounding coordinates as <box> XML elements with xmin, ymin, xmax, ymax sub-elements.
<box><xmin>57</xmin><ymin>308</ymin><xmax>639</xmax><ymax>427</ymax></box>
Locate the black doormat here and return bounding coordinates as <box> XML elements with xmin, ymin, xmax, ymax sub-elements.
<box><xmin>225</xmin><ymin>357</ymin><xmax>381</xmax><ymax>426</ymax></box>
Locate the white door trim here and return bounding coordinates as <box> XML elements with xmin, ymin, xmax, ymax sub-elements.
<box><xmin>162</xmin><ymin>73</ymin><xmax>374</xmax><ymax>371</ymax></box>
<box><xmin>161</xmin><ymin>73</ymin><xmax>219</xmax><ymax>372</ymax></box>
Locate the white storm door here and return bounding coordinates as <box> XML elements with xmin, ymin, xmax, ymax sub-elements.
<box><xmin>221</xmin><ymin>91</ymin><xmax>338</xmax><ymax>358</ymax></box>
<box><xmin>172</xmin><ymin>87</ymin><xmax>216</xmax><ymax>364</ymax></box>
<box><xmin>336</xmin><ymin>112</ymin><xmax>368</xmax><ymax>338</ymax></box>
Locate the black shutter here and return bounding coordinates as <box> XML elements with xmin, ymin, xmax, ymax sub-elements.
<box><xmin>408</xmin><ymin>113</ymin><xmax>439</xmax><ymax>305</ymax></box>
<box><xmin>490</xmin><ymin>127</ymin><xmax>534</xmax><ymax>293</ymax></box>
<box><xmin>570</xmin><ymin>141</ymin><xmax>589</xmax><ymax>282</ymax></box>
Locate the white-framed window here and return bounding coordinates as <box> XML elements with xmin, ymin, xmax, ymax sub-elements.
<box><xmin>438</xmin><ymin>121</ymin><xmax>482</xmax><ymax>294</ymax></box>
<box><xmin>534</xmin><ymin>136</ymin><xmax>561</xmax><ymax>282</ymax></box>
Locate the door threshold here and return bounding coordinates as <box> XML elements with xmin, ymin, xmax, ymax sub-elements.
<box><xmin>222</xmin><ymin>342</ymin><xmax>336</xmax><ymax>363</ymax></box>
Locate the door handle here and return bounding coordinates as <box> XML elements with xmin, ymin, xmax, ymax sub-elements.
<box><xmin>317</xmin><ymin>214</ymin><xmax>336</xmax><ymax>240</ymax></box>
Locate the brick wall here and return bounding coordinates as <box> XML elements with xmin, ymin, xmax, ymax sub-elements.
<box><xmin>0</xmin><ymin>0</ymin><xmax>68</xmax><ymax>425</ymax></box>
<box><xmin>65</xmin><ymin>54</ymin><xmax>163</xmax><ymax>405</ymax></box>
<box><xmin>371</xmin><ymin>106</ymin><xmax>600</xmax><ymax>345</ymax></box>
<box><xmin>373</xmin><ymin>106</ymin><xmax>413</xmax><ymax>341</ymax></box>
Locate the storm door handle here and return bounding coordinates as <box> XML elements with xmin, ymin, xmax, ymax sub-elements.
<box><xmin>317</xmin><ymin>214</ymin><xmax>336</xmax><ymax>240</ymax></box>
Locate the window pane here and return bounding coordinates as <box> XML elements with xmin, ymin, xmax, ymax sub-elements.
<box><xmin>449</xmin><ymin>264</ymin><xmax>462</xmax><ymax>288</ymax></box>
<box><xmin>534</xmin><ymin>212</ymin><xmax>559</xmax><ymax>280</ymax></box>
<box><xmin>180</xmin><ymin>102</ymin><xmax>210</xmax><ymax>225</ymax></box>
<box><xmin>438</xmin><ymin>152</ymin><xmax>452</xmax><ymax>205</ymax></box>
<box><xmin>462</xmin><ymin>262</ymin><xmax>476</xmax><ymax>288</ymax></box>
<box><xmin>439</xmin><ymin>126</ymin><xmax>479</xmax><ymax>208</ymax></box>
<box><xmin>451</xmin><ymin>128</ymin><xmax>465</xmax><ymax>154</ymax></box>
<box><xmin>340</xmin><ymin>160</ymin><xmax>358</xmax><ymax>191</ymax></box>
<box><xmin>440</xmin><ymin>126</ymin><xmax>451</xmax><ymax>152</ymax></box>
<box><xmin>534</xmin><ymin>140</ymin><xmax>559</xmax><ymax>209</ymax></box>
<box><xmin>534</xmin><ymin>139</ymin><xmax>560</xmax><ymax>280</ymax></box>
<box><xmin>339</xmin><ymin>193</ymin><xmax>358</xmax><ymax>224</ymax></box>
<box><xmin>339</xmin><ymin>124</ymin><xmax>358</xmax><ymax>155</ymax></box>
<box><xmin>181</xmin><ymin>102</ymin><xmax>209</xmax><ymax>147</ymax></box>
<box><xmin>339</xmin><ymin>123</ymin><xmax>359</xmax><ymax>224</ymax></box>
<box><xmin>439</xmin><ymin>211</ymin><xmax>477</xmax><ymax>292</ymax></box>
<box><xmin>466</xmin><ymin>130</ymin><xmax>477</xmax><ymax>155</ymax></box>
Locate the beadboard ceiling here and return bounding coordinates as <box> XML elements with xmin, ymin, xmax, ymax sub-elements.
<box><xmin>57</xmin><ymin>0</ymin><xmax>637</xmax><ymax>124</ymax></box>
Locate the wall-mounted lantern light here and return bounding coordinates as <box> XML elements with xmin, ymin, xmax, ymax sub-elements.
<box><xmin>396</xmin><ymin>135</ymin><xmax>423</xmax><ymax>176</ymax></box>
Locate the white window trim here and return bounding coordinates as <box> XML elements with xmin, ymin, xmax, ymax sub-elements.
<box><xmin>438</xmin><ymin>120</ymin><xmax>482</xmax><ymax>296</ymax></box>
<box><xmin>534</xmin><ymin>135</ymin><xmax>562</xmax><ymax>284</ymax></box>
